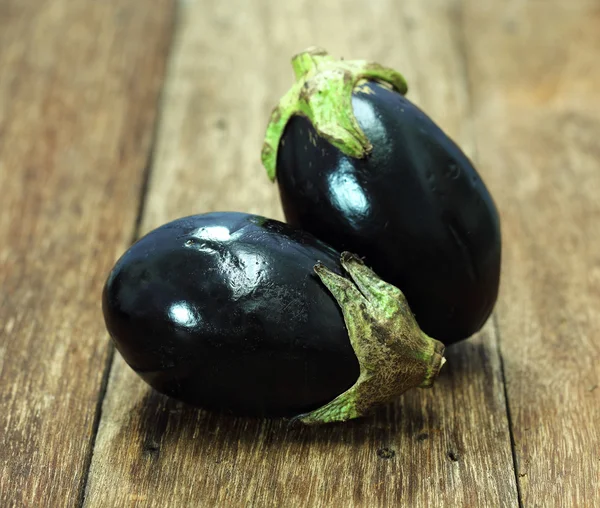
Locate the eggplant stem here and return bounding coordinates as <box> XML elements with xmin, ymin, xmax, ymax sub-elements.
<box><xmin>294</xmin><ymin>252</ymin><xmax>445</xmax><ymax>425</ymax></box>
<box><xmin>261</xmin><ymin>47</ymin><xmax>408</xmax><ymax>181</ymax></box>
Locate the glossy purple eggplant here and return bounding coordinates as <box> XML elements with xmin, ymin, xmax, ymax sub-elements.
<box><xmin>102</xmin><ymin>212</ymin><xmax>360</xmax><ymax>418</ymax></box>
<box><xmin>102</xmin><ymin>212</ymin><xmax>445</xmax><ymax>423</ymax></box>
<box><xmin>262</xmin><ymin>49</ymin><xmax>501</xmax><ymax>344</ymax></box>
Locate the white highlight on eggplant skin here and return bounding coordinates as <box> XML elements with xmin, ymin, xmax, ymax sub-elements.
<box><xmin>169</xmin><ymin>301</ymin><xmax>201</xmax><ymax>328</ymax></box>
<box><xmin>327</xmin><ymin>160</ymin><xmax>371</xmax><ymax>227</ymax></box>
<box><xmin>191</xmin><ymin>225</ymin><xmax>232</xmax><ymax>242</ymax></box>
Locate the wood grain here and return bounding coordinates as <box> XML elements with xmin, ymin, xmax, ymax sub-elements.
<box><xmin>462</xmin><ymin>1</ymin><xmax>600</xmax><ymax>506</ymax></box>
<box><xmin>84</xmin><ymin>1</ymin><xmax>518</xmax><ymax>506</ymax></box>
<box><xmin>0</xmin><ymin>0</ymin><xmax>174</xmax><ymax>506</ymax></box>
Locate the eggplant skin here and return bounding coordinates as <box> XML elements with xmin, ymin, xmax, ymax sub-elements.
<box><xmin>276</xmin><ymin>82</ymin><xmax>501</xmax><ymax>344</ymax></box>
<box><xmin>102</xmin><ymin>212</ymin><xmax>359</xmax><ymax>417</ymax></box>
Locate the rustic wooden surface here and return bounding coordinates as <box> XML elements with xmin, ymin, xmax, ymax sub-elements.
<box><xmin>1</xmin><ymin>0</ymin><xmax>598</xmax><ymax>506</ymax></box>
<box><xmin>463</xmin><ymin>1</ymin><xmax>600</xmax><ymax>505</ymax></box>
<box><xmin>0</xmin><ymin>0</ymin><xmax>175</xmax><ymax>506</ymax></box>
<box><xmin>84</xmin><ymin>1</ymin><xmax>518</xmax><ymax>507</ymax></box>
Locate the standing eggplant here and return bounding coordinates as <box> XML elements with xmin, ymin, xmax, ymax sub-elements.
<box><xmin>262</xmin><ymin>48</ymin><xmax>501</xmax><ymax>344</ymax></box>
<box><xmin>102</xmin><ymin>212</ymin><xmax>445</xmax><ymax>424</ymax></box>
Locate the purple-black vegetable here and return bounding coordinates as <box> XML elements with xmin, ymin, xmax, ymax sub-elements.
<box><xmin>262</xmin><ymin>48</ymin><xmax>501</xmax><ymax>343</ymax></box>
<box><xmin>102</xmin><ymin>212</ymin><xmax>444</xmax><ymax>423</ymax></box>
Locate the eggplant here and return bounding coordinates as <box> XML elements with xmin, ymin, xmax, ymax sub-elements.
<box><xmin>102</xmin><ymin>212</ymin><xmax>444</xmax><ymax>424</ymax></box>
<box><xmin>262</xmin><ymin>48</ymin><xmax>501</xmax><ymax>344</ymax></box>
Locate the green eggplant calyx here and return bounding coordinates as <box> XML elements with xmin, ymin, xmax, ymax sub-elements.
<box><xmin>294</xmin><ymin>252</ymin><xmax>445</xmax><ymax>425</ymax></box>
<box><xmin>261</xmin><ymin>47</ymin><xmax>409</xmax><ymax>181</ymax></box>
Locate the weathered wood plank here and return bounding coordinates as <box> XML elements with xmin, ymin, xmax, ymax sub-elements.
<box><xmin>462</xmin><ymin>0</ymin><xmax>600</xmax><ymax>506</ymax></box>
<box><xmin>0</xmin><ymin>1</ymin><xmax>175</xmax><ymax>506</ymax></box>
<box><xmin>85</xmin><ymin>1</ymin><xmax>518</xmax><ymax>506</ymax></box>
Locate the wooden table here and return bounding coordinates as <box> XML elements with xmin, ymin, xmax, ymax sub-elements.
<box><xmin>1</xmin><ymin>1</ymin><xmax>598</xmax><ymax>506</ymax></box>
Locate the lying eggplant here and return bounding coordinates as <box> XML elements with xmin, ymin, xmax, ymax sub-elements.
<box><xmin>102</xmin><ymin>212</ymin><xmax>444</xmax><ymax>424</ymax></box>
<box><xmin>261</xmin><ymin>48</ymin><xmax>501</xmax><ymax>344</ymax></box>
